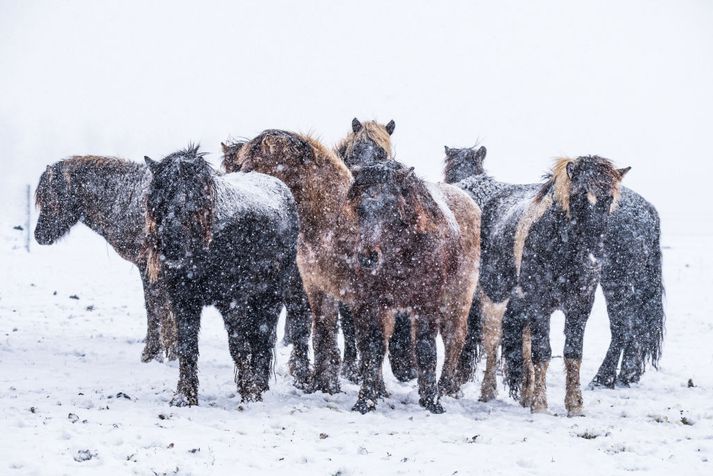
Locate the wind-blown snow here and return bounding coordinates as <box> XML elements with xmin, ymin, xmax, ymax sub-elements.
<box><xmin>1</xmin><ymin>0</ymin><xmax>712</xmax><ymax>474</ymax></box>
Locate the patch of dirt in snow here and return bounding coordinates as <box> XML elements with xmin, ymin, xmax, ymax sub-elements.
<box><xmin>0</xmin><ymin>226</ymin><xmax>711</xmax><ymax>475</ymax></box>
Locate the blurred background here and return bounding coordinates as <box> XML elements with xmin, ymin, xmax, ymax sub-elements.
<box><xmin>1</xmin><ymin>0</ymin><xmax>712</xmax><ymax>235</ymax></box>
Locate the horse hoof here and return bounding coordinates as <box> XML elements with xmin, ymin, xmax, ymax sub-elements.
<box><xmin>567</xmin><ymin>407</ymin><xmax>585</xmax><ymax>417</ymax></box>
<box><xmin>141</xmin><ymin>346</ymin><xmax>162</xmax><ymax>363</ymax></box>
<box><xmin>170</xmin><ymin>392</ymin><xmax>197</xmax><ymax>407</ymax></box>
<box><xmin>165</xmin><ymin>349</ymin><xmax>178</xmax><ymax>362</ymax></box>
<box><xmin>340</xmin><ymin>361</ymin><xmax>361</xmax><ymax>384</ymax></box>
<box><xmin>478</xmin><ymin>392</ymin><xmax>496</xmax><ymax>403</ymax></box>
<box><xmin>311</xmin><ymin>375</ymin><xmax>341</xmax><ymax>395</ymax></box>
<box><xmin>240</xmin><ymin>392</ymin><xmax>263</xmax><ymax>403</ymax></box>
<box><xmin>420</xmin><ymin>398</ymin><xmax>445</xmax><ymax>414</ymax></box>
<box><xmin>352</xmin><ymin>398</ymin><xmax>376</xmax><ymax>414</ymax></box>
<box><xmin>392</xmin><ymin>366</ymin><xmax>417</xmax><ymax>383</ymax></box>
<box><xmin>530</xmin><ymin>405</ymin><xmax>550</xmax><ymax>415</ymax></box>
<box><xmin>589</xmin><ymin>375</ymin><xmax>615</xmax><ymax>390</ymax></box>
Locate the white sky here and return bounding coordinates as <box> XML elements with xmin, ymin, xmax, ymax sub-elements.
<box><xmin>1</xmin><ymin>0</ymin><xmax>712</xmax><ymax>234</ymax></box>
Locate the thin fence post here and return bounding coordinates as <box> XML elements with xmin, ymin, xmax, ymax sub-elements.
<box><xmin>26</xmin><ymin>183</ymin><xmax>31</xmax><ymax>252</ymax></box>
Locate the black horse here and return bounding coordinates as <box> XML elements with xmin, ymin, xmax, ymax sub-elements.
<box><xmin>478</xmin><ymin>156</ymin><xmax>629</xmax><ymax>416</ymax></box>
<box><xmin>34</xmin><ymin>156</ymin><xmax>177</xmax><ymax>362</ymax></box>
<box><xmin>446</xmin><ymin>146</ymin><xmax>664</xmax><ymax>391</ymax></box>
<box><xmin>144</xmin><ymin>145</ymin><xmax>310</xmax><ymax>405</ymax></box>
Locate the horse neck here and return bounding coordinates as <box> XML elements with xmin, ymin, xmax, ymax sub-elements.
<box><xmin>69</xmin><ymin>162</ymin><xmax>149</xmax><ymax>257</ymax></box>
<box><xmin>285</xmin><ymin>160</ymin><xmax>352</xmax><ymax>239</ymax></box>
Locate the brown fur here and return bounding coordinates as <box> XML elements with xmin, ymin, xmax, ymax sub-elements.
<box><xmin>229</xmin><ymin>130</ymin><xmax>481</xmax><ymax>411</ymax></box>
<box><xmin>479</xmin><ymin>291</ymin><xmax>507</xmax><ymax>402</ymax></box>
<box><xmin>333</xmin><ymin>120</ymin><xmax>394</xmax><ymax>161</ymax></box>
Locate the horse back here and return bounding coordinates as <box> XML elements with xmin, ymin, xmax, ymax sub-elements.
<box><xmin>479</xmin><ymin>184</ymin><xmax>540</xmax><ymax>303</ymax></box>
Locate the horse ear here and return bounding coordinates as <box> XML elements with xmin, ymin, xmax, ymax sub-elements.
<box><xmin>220</xmin><ymin>142</ymin><xmax>228</xmax><ymax>154</ymax></box>
<box><xmin>444</xmin><ymin>146</ymin><xmax>451</xmax><ymax>155</ymax></box>
<box><xmin>386</xmin><ymin>120</ymin><xmax>396</xmax><ymax>135</ymax></box>
<box><xmin>352</xmin><ymin>118</ymin><xmax>363</xmax><ymax>134</ymax></box>
<box><xmin>566</xmin><ymin>161</ymin><xmax>575</xmax><ymax>179</ymax></box>
<box><xmin>144</xmin><ymin>156</ymin><xmax>159</xmax><ymax>173</ymax></box>
<box><xmin>474</xmin><ymin>146</ymin><xmax>487</xmax><ymax>162</ymax></box>
<box><xmin>617</xmin><ymin>166</ymin><xmax>631</xmax><ymax>178</ymax></box>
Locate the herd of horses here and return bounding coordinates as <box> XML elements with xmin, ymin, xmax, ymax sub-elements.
<box><xmin>33</xmin><ymin>118</ymin><xmax>665</xmax><ymax>416</ymax></box>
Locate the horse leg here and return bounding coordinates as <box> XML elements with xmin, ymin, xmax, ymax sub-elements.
<box><xmin>591</xmin><ymin>284</ymin><xmax>625</xmax><ymax>389</ymax></box>
<box><xmin>389</xmin><ymin>311</ymin><xmax>417</xmax><ymax>382</ymax></box>
<box><xmin>170</xmin><ymin>295</ymin><xmax>202</xmax><ymax>407</ymax></box>
<box><xmin>456</xmin><ymin>289</ymin><xmax>481</xmax><ymax>386</ymax></box>
<box><xmin>153</xmin><ymin>279</ymin><xmax>177</xmax><ymax>361</ymax></box>
<box><xmin>529</xmin><ymin>311</ymin><xmax>551</xmax><ymax>414</ymax></box>
<box><xmin>414</xmin><ymin>313</ymin><xmax>443</xmax><ymax>413</ymax></box>
<box><xmin>438</xmin><ymin>306</ymin><xmax>468</xmax><ymax>398</ymax></box>
<box><xmin>479</xmin><ymin>295</ymin><xmax>507</xmax><ymax>402</ymax></box>
<box><xmin>222</xmin><ymin>307</ymin><xmax>253</xmax><ymax>403</ymax></box>
<box><xmin>520</xmin><ymin>324</ymin><xmax>535</xmax><ymax>407</ymax></box>
<box><xmin>248</xmin><ymin>297</ymin><xmax>282</xmax><ymax>401</ymax></box>
<box><xmin>139</xmin><ymin>268</ymin><xmax>163</xmax><ymax>362</ymax></box>
<box><xmin>307</xmin><ymin>289</ymin><xmax>341</xmax><ymax>394</ymax></box>
<box><xmin>563</xmin><ymin>303</ymin><xmax>593</xmax><ymax>417</ymax></box>
<box><xmin>284</xmin><ymin>267</ymin><xmax>312</xmax><ymax>389</ymax></box>
<box><xmin>339</xmin><ymin>302</ymin><xmax>360</xmax><ymax>383</ymax></box>
<box><xmin>352</xmin><ymin>304</ymin><xmax>387</xmax><ymax>413</ymax></box>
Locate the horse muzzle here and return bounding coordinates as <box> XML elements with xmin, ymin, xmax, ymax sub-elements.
<box><xmin>357</xmin><ymin>247</ymin><xmax>382</xmax><ymax>272</ymax></box>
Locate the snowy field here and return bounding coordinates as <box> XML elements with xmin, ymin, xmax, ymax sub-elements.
<box><xmin>1</xmin><ymin>211</ymin><xmax>712</xmax><ymax>475</ymax></box>
<box><xmin>2</xmin><ymin>0</ymin><xmax>713</xmax><ymax>474</ymax></box>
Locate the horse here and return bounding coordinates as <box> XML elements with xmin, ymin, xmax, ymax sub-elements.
<box><xmin>445</xmin><ymin>146</ymin><xmax>664</xmax><ymax>396</ymax></box>
<box><xmin>478</xmin><ymin>156</ymin><xmax>629</xmax><ymax>416</ymax></box>
<box><xmin>222</xmin><ymin>118</ymin><xmax>415</xmax><ymax>384</ymax></box>
<box><xmin>346</xmin><ymin>161</ymin><xmax>480</xmax><ymax>412</ymax></box>
<box><xmin>332</xmin><ymin>117</ymin><xmax>417</xmax><ymax>383</ymax></box>
<box><xmin>224</xmin><ymin>131</ymin><xmax>480</xmax><ymax>413</ymax></box>
<box><xmin>34</xmin><ymin>156</ymin><xmax>177</xmax><ymax>362</ymax></box>
<box><xmin>143</xmin><ymin>145</ymin><xmax>310</xmax><ymax>405</ymax></box>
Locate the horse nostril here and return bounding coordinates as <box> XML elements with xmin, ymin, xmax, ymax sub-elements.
<box><xmin>358</xmin><ymin>250</ymin><xmax>380</xmax><ymax>269</ymax></box>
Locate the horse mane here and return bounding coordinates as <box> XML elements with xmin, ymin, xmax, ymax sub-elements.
<box><xmin>535</xmin><ymin>156</ymin><xmax>624</xmax><ymax>214</ymax></box>
<box><xmin>35</xmin><ymin>156</ymin><xmax>142</xmax><ymax>209</ymax></box>
<box><xmin>145</xmin><ymin>145</ymin><xmax>215</xmax><ymax>282</ymax></box>
<box><xmin>443</xmin><ymin>144</ymin><xmax>484</xmax><ymax>184</ymax></box>
<box><xmin>334</xmin><ymin>121</ymin><xmax>393</xmax><ymax>161</ymax></box>
<box><xmin>350</xmin><ymin>161</ymin><xmax>443</xmax><ymax>230</ymax></box>
<box><xmin>221</xmin><ymin>139</ymin><xmax>248</xmax><ymax>172</ymax></box>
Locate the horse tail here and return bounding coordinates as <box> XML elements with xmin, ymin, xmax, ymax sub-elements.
<box><xmin>456</xmin><ymin>289</ymin><xmax>481</xmax><ymax>383</ymax></box>
<box><xmin>640</xmin><ymin>215</ymin><xmax>665</xmax><ymax>369</ymax></box>
<box><xmin>501</xmin><ymin>301</ymin><xmax>526</xmax><ymax>399</ymax></box>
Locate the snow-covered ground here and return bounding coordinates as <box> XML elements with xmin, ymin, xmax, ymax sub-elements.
<box><xmin>1</xmin><ymin>216</ymin><xmax>711</xmax><ymax>475</ymax></box>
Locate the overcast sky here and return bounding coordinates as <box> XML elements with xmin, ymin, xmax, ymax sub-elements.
<box><xmin>1</xmin><ymin>0</ymin><xmax>711</xmax><ymax>234</ymax></box>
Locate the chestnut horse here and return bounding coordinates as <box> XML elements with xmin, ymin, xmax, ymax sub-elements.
<box><xmin>224</xmin><ymin>131</ymin><xmax>480</xmax><ymax>413</ymax></box>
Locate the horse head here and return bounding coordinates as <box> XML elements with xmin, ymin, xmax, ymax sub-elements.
<box><xmin>34</xmin><ymin>162</ymin><xmax>82</xmax><ymax>245</ymax></box>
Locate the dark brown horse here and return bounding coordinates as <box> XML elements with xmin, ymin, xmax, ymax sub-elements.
<box><xmin>34</xmin><ymin>156</ymin><xmax>176</xmax><ymax>362</ymax></box>
<box><xmin>225</xmin><ymin>133</ymin><xmax>480</xmax><ymax>413</ymax></box>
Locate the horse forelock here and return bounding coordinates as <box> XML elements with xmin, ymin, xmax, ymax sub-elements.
<box><xmin>35</xmin><ymin>162</ymin><xmax>71</xmax><ymax>210</ymax></box>
<box><xmin>443</xmin><ymin>144</ymin><xmax>483</xmax><ymax>184</ymax></box>
<box><xmin>145</xmin><ymin>147</ymin><xmax>216</xmax><ymax>281</ymax></box>
<box><xmin>335</xmin><ymin>121</ymin><xmax>393</xmax><ymax>162</ymax></box>
<box><xmin>537</xmin><ymin>156</ymin><xmax>623</xmax><ymax>215</ymax></box>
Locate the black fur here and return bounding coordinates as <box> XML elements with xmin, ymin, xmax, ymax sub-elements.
<box><xmin>479</xmin><ymin>157</ymin><xmax>624</xmax><ymax>401</ymax></box>
<box><xmin>145</xmin><ymin>145</ymin><xmax>308</xmax><ymax>405</ymax></box>
<box><xmin>447</xmin><ymin>147</ymin><xmax>664</xmax><ymax>387</ymax></box>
